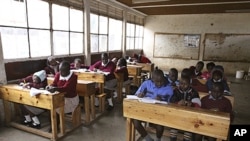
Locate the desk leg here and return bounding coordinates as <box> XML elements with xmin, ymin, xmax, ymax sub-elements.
<box><xmin>90</xmin><ymin>95</ymin><xmax>96</xmax><ymax>119</ymax></box>
<box><xmin>3</xmin><ymin>100</ymin><xmax>10</xmax><ymax>126</ymax></box>
<box><xmin>59</xmin><ymin>106</ymin><xmax>65</xmax><ymax>135</ymax></box>
<box><xmin>126</xmin><ymin>118</ymin><xmax>133</xmax><ymax>141</ymax></box>
<box><xmin>50</xmin><ymin>109</ymin><xmax>58</xmax><ymax>141</ymax></box>
<box><xmin>84</xmin><ymin>96</ymin><xmax>90</xmax><ymax>124</ymax></box>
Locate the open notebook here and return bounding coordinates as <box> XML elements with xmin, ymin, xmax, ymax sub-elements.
<box><xmin>126</xmin><ymin>95</ymin><xmax>168</xmax><ymax>104</ymax></box>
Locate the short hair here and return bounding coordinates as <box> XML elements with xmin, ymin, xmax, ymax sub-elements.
<box><xmin>206</xmin><ymin>62</ymin><xmax>215</xmax><ymax>69</ymax></box>
<box><xmin>152</xmin><ymin>69</ymin><xmax>165</xmax><ymax>79</ymax></box>
<box><xmin>212</xmin><ymin>69</ymin><xmax>223</xmax><ymax>78</ymax></box>
<box><xmin>60</xmin><ymin>61</ymin><xmax>70</xmax><ymax>70</ymax></box>
<box><xmin>181</xmin><ymin>68</ymin><xmax>191</xmax><ymax>79</ymax></box>
<box><xmin>169</xmin><ymin>68</ymin><xmax>178</xmax><ymax>76</ymax></box>
<box><xmin>118</xmin><ymin>58</ymin><xmax>127</xmax><ymax>67</ymax></box>
<box><xmin>101</xmin><ymin>53</ymin><xmax>109</xmax><ymax>58</ymax></box>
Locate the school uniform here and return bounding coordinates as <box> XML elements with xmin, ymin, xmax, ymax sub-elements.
<box><xmin>189</xmin><ymin>66</ymin><xmax>202</xmax><ymax>78</ymax></box>
<box><xmin>51</xmin><ymin>71</ymin><xmax>79</xmax><ymax>114</ymax></box>
<box><xmin>19</xmin><ymin>70</ymin><xmax>47</xmax><ymax>89</ymax></box>
<box><xmin>135</xmin><ymin>79</ymin><xmax>173</xmax><ymax>102</ymax></box>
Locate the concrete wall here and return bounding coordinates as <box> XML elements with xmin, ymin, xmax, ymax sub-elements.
<box><xmin>143</xmin><ymin>13</ymin><xmax>250</xmax><ymax>76</ymax></box>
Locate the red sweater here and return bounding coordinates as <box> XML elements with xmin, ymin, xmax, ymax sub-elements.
<box><xmin>51</xmin><ymin>72</ymin><xmax>77</xmax><ymax>98</ymax></box>
<box><xmin>89</xmin><ymin>61</ymin><xmax>116</xmax><ymax>81</ymax></box>
<box><xmin>19</xmin><ymin>75</ymin><xmax>47</xmax><ymax>89</ymax></box>
<box><xmin>201</xmin><ymin>95</ymin><xmax>234</xmax><ymax>122</ymax></box>
<box><xmin>115</xmin><ymin>66</ymin><xmax>129</xmax><ymax>81</ymax></box>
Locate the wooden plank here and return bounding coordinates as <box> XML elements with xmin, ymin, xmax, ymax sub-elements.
<box><xmin>127</xmin><ymin>65</ymin><xmax>142</xmax><ymax>86</ymax></box>
<box><xmin>123</xmin><ymin>99</ymin><xmax>230</xmax><ymax>140</ymax></box>
<box><xmin>114</xmin><ymin>72</ymin><xmax>124</xmax><ymax>102</ymax></box>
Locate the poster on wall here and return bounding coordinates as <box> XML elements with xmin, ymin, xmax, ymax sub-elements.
<box><xmin>184</xmin><ymin>34</ymin><xmax>200</xmax><ymax>48</ymax></box>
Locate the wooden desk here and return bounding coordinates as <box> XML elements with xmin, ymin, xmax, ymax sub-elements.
<box><xmin>123</xmin><ymin>99</ymin><xmax>230</xmax><ymax>141</ymax></box>
<box><xmin>135</xmin><ymin>63</ymin><xmax>154</xmax><ymax>79</ymax></box>
<box><xmin>47</xmin><ymin>77</ymin><xmax>96</xmax><ymax>124</ymax></box>
<box><xmin>114</xmin><ymin>72</ymin><xmax>125</xmax><ymax>102</ymax></box>
<box><xmin>0</xmin><ymin>84</ymin><xmax>65</xmax><ymax>141</ymax></box>
<box><xmin>127</xmin><ymin>65</ymin><xmax>143</xmax><ymax>87</ymax></box>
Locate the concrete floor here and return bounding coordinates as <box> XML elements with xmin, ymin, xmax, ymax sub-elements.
<box><xmin>0</xmin><ymin>76</ymin><xmax>249</xmax><ymax>141</ymax></box>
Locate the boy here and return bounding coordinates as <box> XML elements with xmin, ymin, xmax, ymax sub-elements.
<box><xmin>206</xmin><ymin>68</ymin><xmax>231</xmax><ymax>95</ymax></box>
<box><xmin>165</xmin><ymin>68</ymin><xmax>179</xmax><ymax>90</ymax></box>
<box><xmin>89</xmin><ymin>53</ymin><xmax>117</xmax><ymax>111</ymax></box>
<box><xmin>169</xmin><ymin>76</ymin><xmax>201</xmax><ymax>141</ymax></box>
<box><xmin>133</xmin><ymin>69</ymin><xmax>173</xmax><ymax>141</ymax></box>
<box><xmin>194</xmin><ymin>82</ymin><xmax>233</xmax><ymax>141</ymax></box>
<box><xmin>189</xmin><ymin>61</ymin><xmax>204</xmax><ymax>78</ymax></box>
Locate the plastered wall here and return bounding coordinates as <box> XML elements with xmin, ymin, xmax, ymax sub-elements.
<box><xmin>143</xmin><ymin>13</ymin><xmax>250</xmax><ymax>75</ymax></box>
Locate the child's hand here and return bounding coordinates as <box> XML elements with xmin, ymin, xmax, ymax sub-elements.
<box><xmin>178</xmin><ymin>100</ymin><xmax>186</xmax><ymax>106</ymax></box>
<box><xmin>137</xmin><ymin>93</ymin><xmax>145</xmax><ymax>98</ymax></box>
<box><xmin>156</xmin><ymin>95</ymin><xmax>162</xmax><ymax>101</ymax></box>
<box><xmin>23</xmin><ymin>83</ymin><xmax>30</xmax><ymax>89</ymax></box>
<box><xmin>47</xmin><ymin>87</ymin><xmax>56</xmax><ymax>93</ymax></box>
<box><xmin>186</xmin><ymin>101</ymin><xmax>192</xmax><ymax>107</ymax></box>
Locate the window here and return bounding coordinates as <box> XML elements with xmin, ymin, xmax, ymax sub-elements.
<box><xmin>126</xmin><ymin>23</ymin><xmax>143</xmax><ymax>50</ymax></box>
<box><xmin>109</xmin><ymin>18</ymin><xmax>122</xmax><ymax>51</ymax></box>
<box><xmin>90</xmin><ymin>14</ymin><xmax>108</xmax><ymax>53</ymax></box>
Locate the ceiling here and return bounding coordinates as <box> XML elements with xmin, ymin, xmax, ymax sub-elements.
<box><xmin>116</xmin><ymin>0</ymin><xmax>250</xmax><ymax>15</ymax></box>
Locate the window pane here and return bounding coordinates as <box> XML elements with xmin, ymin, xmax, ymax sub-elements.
<box><xmin>27</xmin><ymin>0</ymin><xmax>49</xmax><ymax>29</ymax></box>
<box><xmin>135</xmin><ymin>37</ymin><xmax>143</xmax><ymax>49</ymax></box>
<box><xmin>90</xmin><ymin>34</ymin><xmax>98</xmax><ymax>53</ymax></box>
<box><xmin>0</xmin><ymin>0</ymin><xmax>27</xmax><ymax>27</ymax></box>
<box><xmin>109</xmin><ymin>19</ymin><xmax>122</xmax><ymax>51</ymax></box>
<box><xmin>130</xmin><ymin>24</ymin><xmax>135</xmax><ymax>37</ymax></box>
<box><xmin>139</xmin><ymin>25</ymin><xmax>144</xmax><ymax>37</ymax></box>
<box><xmin>52</xmin><ymin>4</ymin><xmax>69</xmax><ymax>30</ymax></box>
<box><xmin>135</xmin><ymin>25</ymin><xmax>140</xmax><ymax>37</ymax></box>
<box><xmin>126</xmin><ymin>37</ymin><xmax>134</xmax><ymax>50</ymax></box>
<box><xmin>90</xmin><ymin>13</ymin><xmax>98</xmax><ymax>34</ymax></box>
<box><xmin>99</xmin><ymin>35</ymin><xmax>107</xmax><ymax>52</ymax></box>
<box><xmin>70</xmin><ymin>8</ymin><xmax>83</xmax><ymax>32</ymax></box>
<box><xmin>70</xmin><ymin>32</ymin><xmax>83</xmax><ymax>54</ymax></box>
<box><xmin>99</xmin><ymin>16</ymin><xmax>107</xmax><ymax>34</ymax></box>
<box><xmin>0</xmin><ymin>27</ymin><xmax>29</xmax><ymax>59</ymax></box>
<box><xmin>53</xmin><ymin>31</ymin><xmax>69</xmax><ymax>55</ymax></box>
<box><xmin>29</xmin><ymin>29</ymin><xmax>51</xmax><ymax>57</ymax></box>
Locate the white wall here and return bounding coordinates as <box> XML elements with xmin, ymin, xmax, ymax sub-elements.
<box><xmin>143</xmin><ymin>13</ymin><xmax>250</xmax><ymax>75</ymax></box>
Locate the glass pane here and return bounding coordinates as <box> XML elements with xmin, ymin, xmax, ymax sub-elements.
<box><xmin>52</xmin><ymin>4</ymin><xmax>69</xmax><ymax>30</ymax></box>
<box><xmin>135</xmin><ymin>25</ymin><xmax>140</xmax><ymax>37</ymax></box>
<box><xmin>99</xmin><ymin>35</ymin><xmax>107</xmax><ymax>52</ymax></box>
<box><xmin>90</xmin><ymin>34</ymin><xmax>98</xmax><ymax>53</ymax></box>
<box><xmin>0</xmin><ymin>0</ymin><xmax>27</xmax><ymax>27</ymax></box>
<box><xmin>126</xmin><ymin>37</ymin><xmax>131</xmax><ymax>50</ymax></box>
<box><xmin>27</xmin><ymin>0</ymin><xmax>49</xmax><ymax>29</ymax></box>
<box><xmin>70</xmin><ymin>8</ymin><xmax>83</xmax><ymax>32</ymax></box>
<box><xmin>135</xmin><ymin>37</ymin><xmax>143</xmax><ymax>49</ymax></box>
<box><xmin>139</xmin><ymin>25</ymin><xmax>144</xmax><ymax>37</ymax></box>
<box><xmin>126</xmin><ymin>37</ymin><xmax>134</xmax><ymax>50</ymax></box>
<box><xmin>29</xmin><ymin>29</ymin><xmax>51</xmax><ymax>57</ymax></box>
<box><xmin>0</xmin><ymin>27</ymin><xmax>29</xmax><ymax>59</ymax></box>
<box><xmin>99</xmin><ymin>16</ymin><xmax>107</xmax><ymax>34</ymax></box>
<box><xmin>109</xmin><ymin>19</ymin><xmax>122</xmax><ymax>51</ymax></box>
<box><xmin>126</xmin><ymin>23</ymin><xmax>131</xmax><ymax>37</ymax></box>
<box><xmin>90</xmin><ymin>13</ymin><xmax>98</xmax><ymax>34</ymax></box>
<box><xmin>70</xmin><ymin>32</ymin><xmax>84</xmax><ymax>54</ymax></box>
<box><xmin>130</xmin><ymin>23</ymin><xmax>135</xmax><ymax>37</ymax></box>
<box><xmin>53</xmin><ymin>31</ymin><xmax>69</xmax><ymax>55</ymax></box>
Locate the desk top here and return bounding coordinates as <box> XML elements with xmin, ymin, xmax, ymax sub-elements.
<box><xmin>123</xmin><ymin>99</ymin><xmax>230</xmax><ymax>140</ymax></box>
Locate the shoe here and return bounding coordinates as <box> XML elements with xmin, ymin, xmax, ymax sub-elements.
<box><xmin>30</xmin><ymin>122</ymin><xmax>41</xmax><ymax>129</ymax></box>
<box><xmin>22</xmin><ymin>120</ymin><xmax>32</xmax><ymax>126</ymax></box>
<box><xmin>106</xmin><ymin>105</ymin><xmax>114</xmax><ymax>111</ymax></box>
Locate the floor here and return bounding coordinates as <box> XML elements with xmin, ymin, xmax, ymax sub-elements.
<box><xmin>0</xmin><ymin>76</ymin><xmax>249</xmax><ymax>141</ymax></box>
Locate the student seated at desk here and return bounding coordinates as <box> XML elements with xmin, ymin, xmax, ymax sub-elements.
<box><xmin>165</xmin><ymin>68</ymin><xmax>179</xmax><ymax>90</ymax></box>
<box><xmin>114</xmin><ymin>57</ymin><xmax>130</xmax><ymax>97</ymax></box>
<box><xmin>206</xmin><ymin>67</ymin><xmax>231</xmax><ymax>95</ymax></box>
<box><xmin>189</xmin><ymin>61</ymin><xmax>204</xmax><ymax>79</ymax></box>
<box><xmin>133</xmin><ymin>69</ymin><xmax>173</xmax><ymax>141</ymax></box>
<box><xmin>201</xmin><ymin>62</ymin><xmax>215</xmax><ymax>80</ymax></box>
<box><xmin>19</xmin><ymin>70</ymin><xmax>47</xmax><ymax>128</ymax></box>
<box><xmin>133</xmin><ymin>53</ymin><xmax>151</xmax><ymax>64</ymax></box>
<box><xmin>194</xmin><ymin>82</ymin><xmax>233</xmax><ymax>141</ymax></box>
<box><xmin>89</xmin><ymin>53</ymin><xmax>117</xmax><ymax>111</ymax></box>
<box><xmin>169</xmin><ymin>76</ymin><xmax>201</xmax><ymax>141</ymax></box>
<box><xmin>44</xmin><ymin>56</ymin><xmax>60</xmax><ymax>76</ymax></box>
<box><xmin>70</xmin><ymin>58</ymin><xmax>89</xmax><ymax>70</ymax></box>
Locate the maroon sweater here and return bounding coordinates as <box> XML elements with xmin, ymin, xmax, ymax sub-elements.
<box><xmin>51</xmin><ymin>72</ymin><xmax>77</xmax><ymax>98</ymax></box>
<box><xmin>89</xmin><ymin>60</ymin><xmax>116</xmax><ymax>81</ymax></box>
<box><xmin>201</xmin><ymin>95</ymin><xmax>234</xmax><ymax>122</ymax></box>
<box><xmin>19</xmin><ymin>75</ymin><xmax>47</xmax><ymax>89</ymax></box>
<box><xmin>115</xmin><ymin>66</ymin><xmax>129</xmax><ymax>82</ymax></box>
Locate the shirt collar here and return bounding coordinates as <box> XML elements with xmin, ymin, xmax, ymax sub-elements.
<box><xmin>59</xmin><ymin>71</ymin><xmax>73</xmax><ymax>81</ymax></box>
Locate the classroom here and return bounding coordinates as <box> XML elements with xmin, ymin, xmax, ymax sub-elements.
<box><xmin>0</xmin><ymin>0</ymin><xmax>250</xmax><ymax>141</ymax></box>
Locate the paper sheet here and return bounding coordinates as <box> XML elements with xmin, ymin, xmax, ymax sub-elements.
<box><xmin>29</xmin><ymin>88</ymin><xmax>54</xmax><ymax>97</ymax></box>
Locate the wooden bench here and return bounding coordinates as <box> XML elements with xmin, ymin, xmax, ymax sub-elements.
<box><xmin>123</xmin><ymin>99</ymin><xmax>230</xmax><ymax>141</ymax></box>
<box><xmin>127</xmin><ymin>65</ymin><xmax>143</xmax><ymax>87</ymax></box>
<box><xmin>74</xmin><ymin>71</ymin><xmax>106</xmax><ymax>113</ymax></box>
<box><xmin>135</xmin><ymin>63</ymin><xmax>154</xmax><ymax>80</ymax></box>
